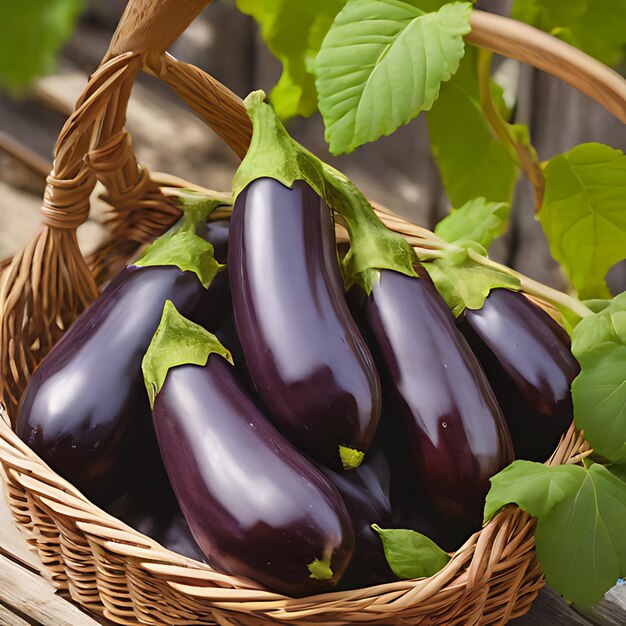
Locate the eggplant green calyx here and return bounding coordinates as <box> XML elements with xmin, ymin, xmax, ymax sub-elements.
<box><xmin>423</xmin><ymin>246</ymin><xmax>521</xmax><ymax>317</ymax></box>
<box><xmin>339</xmin><ymin>445</ymin><xmax>365</xmax><ymax>470</ymax></box>
<box><xmin>233</xmin><ymin>90</ymin><xmax>417</xmax><ymax>293</ymax></box>
<box><xmin>142</xmin><ymin>300</ymin><xmax>233</xmax><ymax>407</ymax></box>
<box><xmin>307</xmin><ymin>556</ymin><xmax>333</xmax><ymax>581</ymax></box>
<box><xmin>166</xmin><ymin>187</ymin><xmax>232</xmax><ymax>234</ymax></box>
<box><xmin>136</xmin><ymin>230</ymin><xmax>224</xmax><ymax>289</ymax></box>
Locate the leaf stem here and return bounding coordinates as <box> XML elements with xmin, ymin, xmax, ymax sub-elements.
<box><xmin>476</xmin><ymin>48</ymin><xmax>545</xmax><ymax>210</ymax></box>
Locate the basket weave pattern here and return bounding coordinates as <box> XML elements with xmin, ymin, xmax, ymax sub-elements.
<box><xmin>0</xmin><ymin>0</ymin><xmax>621</xmax><ymax>623</ymax></box>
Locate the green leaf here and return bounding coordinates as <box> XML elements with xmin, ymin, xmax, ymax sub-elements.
<box><xmin>372</xmin><ymin>525</ymin><xmax>451</xmax><ymax>579</ymax></box>
<box><xmin>315</xmin><ymin>0</ymin><xmax>472</xmax><ymax>154</ymax></box>
<box><xmin>607</xmin><ymin>460</ymin><xmax>626</xmax><ymax>483</ymax></box>
<box><xmin>236</xmin><ymin>0</ymin><xmax>345</xmax><ymax>119</ymax></box>
<box><xmin>485</xmin><ymin>461</ymin><xmax>626</xmax><ymax>607</ymax></box>
<box><xmin>423</xmin><ymin>250</ymin><xmax>521</xmax><ymax>316</ymax></box>
<box><xmin>512</xmin><ymin>0</ymin><xmax>626</xmax><ymax>67</ymax></box>
<box><xmin>135</xmin><ymin>231</ymin><xmax>223</xmax><ymax>289</ymax></box>
<box><xmin>427</xmin><ymin>46</ymin><xmax>519</xmax><ymax>206</ymax></box>
<box><xmin>571</xmin><ymin>291</ymin><xmax>626</xmax><ymax>462</ymax></box>
<box><xmin>233</xmin><ymin>91</ymin><xmax>417</xmax><ymax>292</ymax></box>
<box><xmin>484</xmin><ymin>461</ymin><xmax>582</xmax><ymax>523</ymax></box>
<box><xmin>0</xmin><ymin>0</ymin><xmax>83</xmax><ymax>90</ymax></box>
<box><xmin>142</xmin><ymin>301</ymin><xmax>232</xmax><ymax>407</ymax></box>
<box><xmin>237</xmin><ymin>0</ymin><xmax>465</xmax><ymax>120</ymax></box>
<box><xmin>538</xmin><ymin>143</ymin><xmax>626</xmax><ymax>300</ymax></box>
<box><xmin>435</xmin><ymin>198</ymin><xmax>510</xmax><ymax>250</ymax></box>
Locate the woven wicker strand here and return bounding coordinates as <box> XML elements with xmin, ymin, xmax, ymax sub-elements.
<box><xmin>0</xmin><ymin>0</ymin><xmax>620</xmax><ymax>623</ymax></box>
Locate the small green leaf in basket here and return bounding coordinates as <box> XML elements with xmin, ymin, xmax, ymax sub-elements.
<box><xmin>142</xmin><ymin>301</ymin><xmax>233</xmax><ymax>407</ymax></box>
<box><xmin>314</xmin><ymin>0</ymin><xmax>473</xmax><ymax>155</ymax></box>
<box><xmin>484</xmin><ymin>461</ymin><xmax>626</xmax><ymax>608</ymax></box>
<box><xmin>372</xmin><ymin>525</ymin><xmax>451</xmax><ymax>579</ymax></box>
<box><xmin>435</xmin><ymin>197</ymin><xmax>510</xmax><ymax>251</ymax></box>
<box><xmin>538</xmin><ymin>143</ymin><xmax>626</xmax><ymax>300</ymax></box>
<box><xmin>571</xmin><ymin>290</ymin><xmax>626</xmax><ymax>463</ymax></box>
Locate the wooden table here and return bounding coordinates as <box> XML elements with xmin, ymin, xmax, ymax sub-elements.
<box><xmin>0</xmin><ymin>473</ymin><xmax>624</xmax><ymax>626</ymax></box>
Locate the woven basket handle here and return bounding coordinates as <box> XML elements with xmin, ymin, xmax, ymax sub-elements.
<box><xmin>0</xmin><ymin>0</ymin><xmax>215</xmax><ymax>417</ymax></box>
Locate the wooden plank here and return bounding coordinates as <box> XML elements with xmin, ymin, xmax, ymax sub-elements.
<box><xmin>0</xmin><ymin>603</ymin><xmax>31</xmax><ymax>626</ymax></box>
<box><xmin>578</xmin><ymin>584</ymin><xmax>626</xmax><ymax>626</ymax></box>
<box><xmin>511</xmin><ymin>586</ymin><xmax>594</xmax><ymax>625</ymax></box>
<box><xmin>0</xmin><ymin>554</ymin><xmax>101</xmax><ymax>626</ymax></box>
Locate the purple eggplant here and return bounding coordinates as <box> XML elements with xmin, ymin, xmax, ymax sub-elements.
<box><xmin>108</xmin><ymin>483</ymin><xmax>206</xmax><ymax>563</ymax></box>
<box><xmin>145</xmin><ymin>303</ymin><xmax>355</xmax><ymax>596</ymax></box>
<box><xmin>200</xmin><ymin>219</ymin><xmax>230</xmax><ymax>264</ymax></box>
<box><xmin>229</xmin><ymin>177</ymin><xmax>381</xmax><ymax>469</ymax></box>
<box><xmin>359</xmin><ymin>269</ymin><xmax>513</xmax><ymax>535</ymax></box>
<box><xmin>459</xmin><ymin>289</ymin><xmax>579</xmax><ymax>462</ymax></box>
<box><xmin>17</xmin><ymin>230</ymin><xmax>225</xmax><ymax>505</ymax></box>
<box><xmin>322</xmin><ymin>446</ymin><xmax>396</xmax><ymax>589</ymax></box>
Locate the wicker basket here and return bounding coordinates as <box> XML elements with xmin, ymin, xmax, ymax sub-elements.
<box><xmin>1</xmin><ymin>1</ymin><xmax>624</xmax><ymax>624</ymax></box>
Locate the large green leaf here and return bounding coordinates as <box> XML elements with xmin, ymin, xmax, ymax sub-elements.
<box><xmin>538</xmin><ymin>143</ymin><xmax>626</xmax><ymax>300</ymax></box>
<box><xmin>435</xmin><ymin>198</ymin><xmax>510</xmax><ymax>250</ymax></box>
<box><xmin>236</xmin><ymin>1</ymin><xmax>456</xmax><ymax>120</ymax></box>
<box><xmin>372</xmin><ymin>525</ymin><xmax>451</xmax><ymax>579</ymax></box>
<box><xmin>571</xmin><ymin>291</ymin><xmax>626</xmax><ymax>462</ymax></box>
<box><xmin>426</xmin><ymin>47</ymin><xmax>519</xmax><ymax>206</ymax></box>
<box><xmin>0</xmin><ymin>0</ymin><xmax>83</xmax><ymax>90</ymax></box>
<box><xmin>236</xmin><ymin>0</ymin><xmax>345</xmax><ymax>120</ymax></box>
<box><xmin>512</xmin><ymin>0</ymin><xmax>626</xmax><ymax>67</ymax></box>
<box><xmin>485</xmin><ymin>461</ymin><xmax>626</xmax><ymax>607</ymax></box>
<box><xmin>315</xmin><ymin>0</ymin><xmax>472</xmax><ymax>154</ymax></box>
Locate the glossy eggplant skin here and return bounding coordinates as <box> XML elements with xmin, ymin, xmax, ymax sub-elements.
<box><xmin>17</xmin><ymin>265</ymin><xmax>221</xmax><ymax>505</ymax></box>
<box><xmin>459</xmin><ymin>289</ymin><xmax>579</xmax><ymax>462</ymax></box>
<box><xmin>229</xmin><ymin>177</ymin><xmax>381</xmax><ymax>469</ymax></box>
<box><xmin>153</xmin><ymin>356</ymin><xmax>355</xmax><ymax>597</ymax></box>
<box><xmin>360</xmin><ymin>269</ymin><xmax>514</xmax><ymax>535</ymax></box>
<box><xmin>322</xmin><ymin>447</ymin><xmax>396</xmax><ymax>589</ymax></box>
<box><xmin>200</xmin><ymin>219</ymin><xmax>230</xmax><ymax>264</ymax></box>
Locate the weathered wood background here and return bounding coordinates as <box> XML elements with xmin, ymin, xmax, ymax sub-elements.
<box><xmin>0</xmin><ymin>0</ymin><xmax>624</xmax><ymax>289</ymax></box>
<box><xmin>0</xmin><ymin>1</ymin><xmax>625</xmax><ymax>624</ymax></box>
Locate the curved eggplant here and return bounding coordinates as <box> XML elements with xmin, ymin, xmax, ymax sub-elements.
<box><xmin>16</xmin><ymin>264</ymin><xmax>221</xmax><ymax>505</ymax></box>
<box><xmin>152</xmin><ymin>354</ymin><xmax>355</xmax><ymax>596</ymax></box>
<box><xmin>229</xmin><ymin>177</ymin><xmax>381</xmax><ymax>469</ymax></box>
<box><xmin>360</xmin><ymin>269</ymin><xmax>513</xmax><ymax>535</ymax></box>
<box><xmin>459</xmin><ymin>289</ymin><xmax>580</xmax><ymax>462</ymax></box>
<box><xmin>322</xmin><ymin>446</ymin><xmax>396</xmax><ymax>589</ymax></box>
